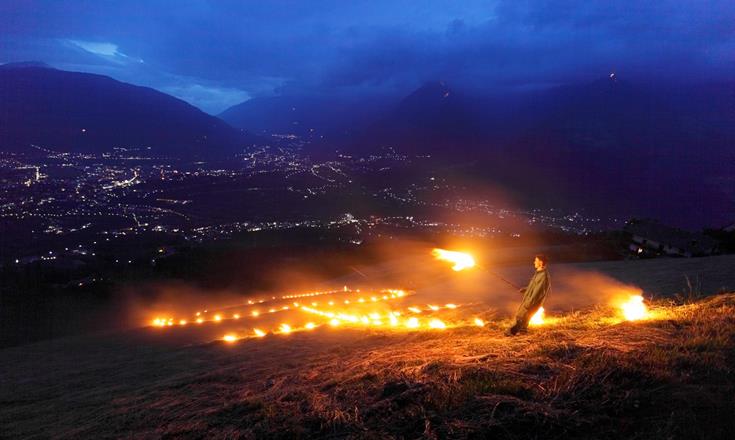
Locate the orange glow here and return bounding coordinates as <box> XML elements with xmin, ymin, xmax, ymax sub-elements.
<box><xmin>429</xmin><ymin>319</ymin><xmax>446</xmax><ymax>329</ymax></box>
<box><xmin>279</xmin><ymin>324</ymin><xmax>292</xmax><ymax>334</ymax></box>
<box><xmin>233</xmin><ymin>314</ymin><xmax>240</xmax><ymax>320</ymax></box>
<box><xmin>305</xmin><ymin>322</ymin><xmax>316</xmax><ymax>330</ymax></box>
<box><xmin>179</xmin><ymin>319</ymin><xmax>187</xmax><ymax>326</ymax></box>
<box><xmin>214</xmin><ymin>314</ymin><xmax>222</xmax><ymax>322</ymax></box>
<box><xmin>406</xmin><ymin>317</ymin><xmax>420</xmax><ymax>328</ymax></box>
<box><xmin>474</xmin><ymin>318</ymin><xmax>485</xmax><ymax>327</ymax></box>
<box><xmin>431</xmin><ymin>248</ymin><xmax>476</xmax><ymax>271</ymax></box>
<box><xmin>251</xmin><ymin>310</ymin><xmax>259</xmax><ymax>317</ymax></box>
<box><xmin>329</xmin><ymin>318</ymin><xmax>341</xmax><ymax>327</ymax></box>
<box><xmin>196</xmin><ymin>318</ymin><xmax>204</xmax><ymax>324</ymax></box>
<box><xmin>222</xmin><ymin>334</ymin><xmax>238</xmax><ymax>343</ymax></box>
<box><xmin>529</xmin><ymin>307</ymin><xmax>545</xmax><ymax>326</ymax></box>
<box><xmin>620</xmin><ymin>295</ymin><xmax>648</xmax><ymax>321</ymax></box>
<box><xmin>253</xmin><ymin>328</ymin><xmax>266</xmax><ymax>337</ymax></box>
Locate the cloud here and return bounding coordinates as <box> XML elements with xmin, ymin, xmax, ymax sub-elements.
<box><xmin>1</xmin><ymin>0</ymin><xmax>733</xmax><ymax>110</ymax></box>
<box><xmin>65</xmin><ymin>39</ymin><xmax>143</xmax><ymax>64</ymax></box>
<box><xmin>160</xmin><ymin>83</ymin><xmax>251</xmax><ymax>115</ymax></box>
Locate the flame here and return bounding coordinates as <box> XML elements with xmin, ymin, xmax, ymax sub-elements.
<box><xmin>620</xmin><ymin>295</ymin><xmax>648</xmax><ymax>321</ymax></box>
<box><xmin>278</xmin><ymin>324</ymin><xmax>292</xmax><ymax>334</ymax></box>
<box><xmin>432</xmin><ymin>248</ymin><xmax>476</xmax><ymax>271</ymax></box>
<box><xmin>474</xmin><ymin>318</ymin><xmax>485</xmax><ymax>327</ymax></box>
<box><xmin>222</xmin><ymin>334</ymin><xmax>238</xmax><ymax>343</ymax></box>
<box><xmin>429</xmin><ymin>319</ymin><xmax>446</xmax><ymax>329</ymax></box>
<box><xmin>329</xmin><ymin>318</ymin><xmax>341</xmax><ymax>327</ymax></box>
<box><xmin>529</xmin><ymin>307</ymin><xmax>545</xmax><ymax>326</ymax></box>
<box><xmin>305</xmin><ymin>322</ymin><xmax>316</xmax><ymax>330</ymax></box>
<box><xmin>253</xmin><ymin>328</ymin><xmax>266</xmax><ymax>337</ymax></box>
<box><xmin>214</xmin><ymin>314</ymin><xmax>222</xmax><ymax>322</ymax></box>
<box><xmin>406</xmin><ymin>317</ymin><xmax>420</xmax><ymax>328</ymax></box>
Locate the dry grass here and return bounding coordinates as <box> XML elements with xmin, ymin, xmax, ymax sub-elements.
<box><xmin>2</xmin><ymin>294</ymin><xmax>735</xmax><ymax>439</ymax></box>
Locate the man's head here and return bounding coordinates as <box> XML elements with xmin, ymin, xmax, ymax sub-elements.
<box><xmin>534</xmin><ymin>254</ymin><xmax>547</xmax><ymax>270</ymax></box>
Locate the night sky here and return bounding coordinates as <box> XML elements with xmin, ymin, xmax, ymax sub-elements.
<box><xmin>1</xmin><ymin>0</ymin><xmax>733</xmax><ymax>114</ymax></box>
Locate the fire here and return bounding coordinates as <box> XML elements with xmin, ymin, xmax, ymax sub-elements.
<box><xmin>529</xmin><ymin>307</ymin><xmax>545</xmax><ymax>326</ymax></box>
<box><xmin>214</xmin><ymin>314</ymin><xmax>222</xmax><ymax>322</ymax></box>
<box><xmin>429</xmin><ymin>319</ymin><xmax>446</xmax><ymax>329</ymax></box>
<box><xmin>406</xmin><ymin>317</ymin><xmax>420</xmax><ymax>328</ymax></box>
<box><xmin>474</xmin><ymin>318</ymin><xmax>485</xmax><ymax>327</ymax></box>
<box><xmin>222</xmin><ymin>334</ymin><xmax>238</xmax><ymax>343</ymax></box>
<box><xmin>253</xmin><ymin>328</ymin><xmax>266</xmax><ymax>337</ymax></box>
<box><xmin>305</xmin><ymin>322</ymin><xmax>316</xmax><ymax>330</ymax></box>
<box><xmin>329</xmin><ymin>318</ymin><xmax>341</xmax><ymax>327</ymax></box>
<box><xmin>620</xmin><ymin>295</ymin><xmax>648</xmax><ymax>321</ymax></box>
<box><xmin>278</xmin><ymin>324</ymin><xmax>292</xmax><ymax>334</ymax></box>
<box><xmin>431</xmin><ymin>248</ymin><xmax>476</xmax><ymax>271</ymax></box>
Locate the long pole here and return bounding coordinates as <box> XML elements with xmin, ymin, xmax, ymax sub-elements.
<box><xmin>477</xmin><ymin>264</ymin><xmax>521</xmax><ymax>290</ymax></box>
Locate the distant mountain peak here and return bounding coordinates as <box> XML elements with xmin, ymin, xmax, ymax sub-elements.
<box><xmin>0</xmin><ymin>61</ymin><xmax>55</xmax><ymax>70</ymax></box>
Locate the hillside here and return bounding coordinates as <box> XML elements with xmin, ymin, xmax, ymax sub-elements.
<box><xmin>0</xmin><ymin>63</ymin><xmax>257</xmax><ymax>157</ymax></box>
<box><xmin>2</xmin><ymin>292</ymin><xmax>734</xmax><ymax>439</ymax></box>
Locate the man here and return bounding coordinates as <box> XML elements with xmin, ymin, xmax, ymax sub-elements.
<box><xmin>505</xmin><ymin>254</ymin><xmax>551</xmax><ymax>336</ymax></box>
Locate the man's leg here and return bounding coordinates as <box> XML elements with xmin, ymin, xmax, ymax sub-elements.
<box><xmin>506</xmin><ymin>306</ymin><xmax>529</xmax><ymax>335</ymax></box>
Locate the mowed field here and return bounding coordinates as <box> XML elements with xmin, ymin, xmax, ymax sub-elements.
<box><xmin>1</xmin><ymin>255</ymin><xmax>735</xmax><ymax>439</ymax></box>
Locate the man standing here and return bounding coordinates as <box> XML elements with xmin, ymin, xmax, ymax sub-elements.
<box><xmin>506</xmin><ymin>254</ymin><xmax>551</xmax><ymax>336</ymax></box>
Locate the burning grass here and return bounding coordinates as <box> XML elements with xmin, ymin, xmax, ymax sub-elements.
<box><xmin>2</xmin><ymin>294</ymin><xmax>735</xmax><ymax>439</ymax></box>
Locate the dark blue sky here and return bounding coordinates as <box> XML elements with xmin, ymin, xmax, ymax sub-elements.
<box><xmin>2</xmin><ymin>0</ymin><xmax>733</xmax><ymax>114</ymax></box>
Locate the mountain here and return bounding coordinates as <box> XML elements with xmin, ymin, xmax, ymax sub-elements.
<box><xmin>0</xmin><ymin>63</ymin><xmax>258</xmax><ymax>157</ymax></box>
<box><xmin>358</xmin><ymin>81</ymin><xmax>486</xmax><ymax>156</ymax></box>
<box><xmin>219</xmin><ymin>94</ymin><xmax>389</xmax><ymax>141</ymax></box>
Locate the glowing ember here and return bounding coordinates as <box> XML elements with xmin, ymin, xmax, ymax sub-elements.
<box><xmin>329</xmin><ymin>318</ymin><xmax>341</xmax><ymax>327</ymax></box>
<box><xmin>432</xmin><ymin>248</ymin><xmax>476</xmax><ymax>271</ymax></box>
<box><xmin>214</xmin><ymin>314</ymin><xmax>222</xmax><ymax>322</ymax></box>
<box><xmin>429</xmin><ymin>319</ymin><xmax>446</xmax><ymax>329</ymax></box>
<box><xmin>196</xmin><ymin>318</ymin><xmax>204</xmax><ymax>324</ymax></box>
<box><xmin>233</xmin><ymin>314</ymin><xmax>240</xmax><ymax>320</ymax></box>
<box><xmin>621</xmin><ymin>295</ymin><xmax>648</xmax><ymax>321</ymax></box>
<box><xmin>474</xmin><ymin>318</ymin><xmax>485</xmax><ymax>327</ymax></box>
<box><xmin>529</xmin><ymin>307</ymin><xmax>545</xmax><ymax>325</ymax></box>
<box><xmin>222</xmin><ymin>334</ymin><xmax>238</xmax><ymax>343</ymax></box>
<box><xmin>253</xmin><ymin>328</ymin><xmax>266</xmax><ymax>337</ymax></box>
<box><xmin>251</xmin><ymin>311</ymin><xmax>259</xmax><ymax>317</ymax></box>
<box><xmin>445</xmin><ymin>303</ymin><xmax>457</xmax><ymax>309</ymax></box>
<box><xmin>305</xmin><ymin>322</ymin><xmax>316</xmax><ymax>330</ymax></box>
<box><xmin>279</xmin><ymin>324</ymin><xmax>292</xmax><ymax>334</ymax></box>
<box><xmin>408</xmin><ymin>307</ymin><xmax>422</xmax><ymax>314</ymax></box>
<box><xmin>428</xmin><ymin>305</ymin><xmax>440</xmax><ymax>311</ymax></box>
<box><xmin>179</xmin><ymin>319</ymin><xmax>187</xmax><ymax>326</ymax></box>
<box><xmin>406</xmin><ymin>317</ymin><xmax>420</xmax><ymax>328</ymax></box>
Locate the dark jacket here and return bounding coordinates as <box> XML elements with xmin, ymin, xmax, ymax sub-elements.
<box><xmin>520</xmin><ymin>268</ymin><xmax>550</xmax><ymax>310</ymax></box>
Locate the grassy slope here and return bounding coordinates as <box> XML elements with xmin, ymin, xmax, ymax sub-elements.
<box><xmin>1</xmin><ymin>294</ymin><xmax>734</xmax><ymax>439</ymax></box>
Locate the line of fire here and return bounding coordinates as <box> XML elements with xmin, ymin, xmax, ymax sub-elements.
<box><xmin>148</xmin><ymin>249</ymin><xmax>651</xmax><ymax>344</ymax></box>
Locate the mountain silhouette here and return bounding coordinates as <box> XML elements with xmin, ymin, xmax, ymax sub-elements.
<box><xmin>0</xmin><ymin>63</ymin><xmax>257</xmax><ymax>157</ymax></box>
